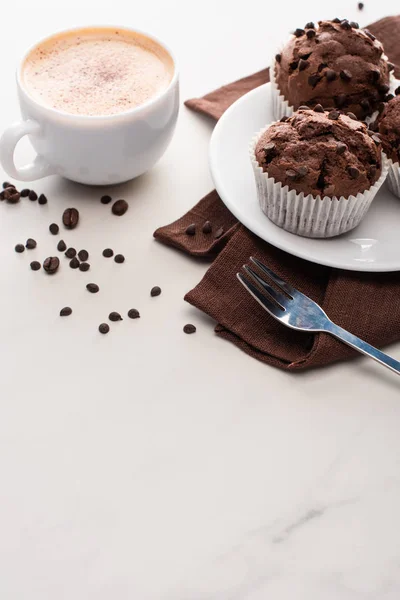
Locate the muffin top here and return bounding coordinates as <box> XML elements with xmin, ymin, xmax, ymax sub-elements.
<box><xmin>275</xmin><ymin>19</ymin><xmax>392</xmax><ymax>119</ymax></box>
<box><xmin>378</xmin><ymin>93</ymin><xmax>400</xmax><ymax>162</ymax></box>
<box><xmin>255</xmin><ymin>107</ymin><xmax>382</xmax><ymax>197</ymax></box>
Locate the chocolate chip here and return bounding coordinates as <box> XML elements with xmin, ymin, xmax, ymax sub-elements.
<box><xmin>263</xmin><ymin>142</ymin><xmax>276</xmax><ymax>163</ymax></box>
<box><xmin>358</xmin><ymin>2</ymin><xmax>364</xmax><ymax>9</ymax></box>
<box><xmin>62</xmin><ymin>207</ymin><xmax>79</xmax><ymax>229</ymax></box>
<box><xmin>336</xmin><ymin>142</ymin><xmax>347</xmax><ymax>154</ymax></box>
<box><xmin>364</xmin><ymin>29</ymin><xmax>376</xmax><ymax>41</ymax></box>
<box><xmin>150</xmin><ymin>286</ymin><xmax>161</xmax><ymax>297</ymax></box>
<box><xmin>30</xmin><ymin>261</ymin><xmax>41</xmax><ymax>271</ymax></box>
<box><xmin>377</xmin><ymin>102</ymin><xmax>386</xmax><ymax>113</ymax></box>
<box><xmin>86</xmin><ymin>283</ymin><xmax>99</xmax><ymax>293</ymax></box>
<box><xmin>313</xmin><ymin>104</ymin><xmax>325</xmax><ymax>113</ymax></box>
<box><xmin>15</xmin><ymin>244</ymin><xmax>24</xmax><ymax>253</ymax></box>
<box><xmin>286</xmin><ymin>169</ymin><xmax>297</xmax><ymax>180</ymax></box>
<box><xmin>349</xmin><ymin>21</ymin><xmax>359</xmax><ymax>28</ymax></box>
<box><xmin>28</xmin><ymin>190</ymin><xmax>37</xmax><ymax>201</ymax></box>
<box><xmin>100</xmin><ymin>195</ymin><xmax>112</xmax><ymax>204</ymax></box>
<box><xmin>299</xmin><ymin>105</ymin><xmax>310</xmax><ymax>110</ymax></box>
<box><xmin>111</xmin><ymin>199</ymin><xmax>128</xmax><ymax>216</ymax></box>
<box><xmin>308</xmin><ymin>74</ymin><xmax>320</xmax><ymax>87</ymax></box>
<box><xmin>289</xmin><ymin>60</ymin><xmax>299</xmax><ymax>71</ymax></box>
<box><xmin>214</xmin><ymin>227</ymin><xmax>224</xmax><ymax>239</ymax></box>
<box><xmin>65</xmin><ymin>247</ymin><xmax>76</xmax><ymax>258</ymax></box>
<box><xmin>109</xmin><ymin>312</ymin><xmax>123</xmax><ymax>322</ymax></box>
<box><xmin>6</xmin><ymin>189</ymin><xmax>21</xmax><ymax>203</ymax></box>
<box><xmin>202</xmin><ymin>221</ymin><xmax>212</xmax><ymax>234</ymax></box>
<box><xmin>347</xmin><ymin>112</ymin><xmax>358</xmax><ymax>120</ymax></box>
<box><xmin>305</xmin><ymin>21</ymin><xmax>315</xmax><ymax>29</ymax></box>
<box><xmin>371</xmin><ymin>134</ymin><xmax>381</xmax><ymax>145</ymax></box>
<box><xmin>98</xmin><ymin>323</ymin><xmax>109</xmax><ymax>334</ymax></box>
<box><xmin>185</xmin><ymin>223</ymin><xmax>196</xmax><ymax>236</ymax></box>
<box><xmin>25</xmin><ymin>238</ymin><xmax>36</xmax><ymax>250</ymax></box>
<box><xmin>340</xmin><ymin>19</ymin><xmax>351</xmax><ymax>30</ymax></box>
<box><xmin>360</xmin><ymin>99</ymin><xmax>370</xmax><ymax>111</ymax></box>
<box><xmin>306</xmin><ymin>29</ymin><xmax>316</xmax><ymax>39</ymax></box>
<box><xmin>328</xmin><ymin>110</ymin><xmax>340</xmax><ymax>120</ymax></box>
<box><xmin>60</xmin><ymin>307</ymin><xmax>72</xmax><ymax>317</ymax></box>
<box><xmin>299</xmin><ymin>59</ymin><xmax>310</xmax><ymax>71</ymax></box>
<box><xmin>294</xmin><ymin>28</ymin><xmax>305</xmax><ymax>37</ymax></box>
<box><xmin>340</xmin><ymin>70</ymin><xmax>352</xmax><ymax>82</ymax></box>
<box><xmin>280</xmin><ymin>116</ymin><xmax>289</xmax><ymax>122</ymax></box>
<box><xmin>2</xmin><ymin>182</ymin><xmax>14</xmax><ymax>189</ymax></box>
<box><xmin>183</xmin><ymin>324</ymin><xmax>196</xmax><ymax>334</ymax></box>
<box><xmin>348</xmin><ymin>166</ymin><xmax>360</xmax><ymax>179</ymax></box>
<box><xmin>79</xmin><ymin>262</ymin><xmax>90</xmax><ymax>272</ymax></box>
<box><xmin>43</xmin><ymin>256</ymin><xmax>59</xmax><ymax>274</ymax></box>
<box><xmin>128</xmin><ymin>309</ymin><xmax>140</xmax><ymax>319</ymax></box>
<box><xmin>38</xmin><ymin>194</ymin><xmax>47</xmax><ymax>205</ymax></box>
<box><xmin>385</xmin><ymin>94</ymin><xmax>395</xmax><ymax>102</ymax></box>
<box><xmin>379</xmin><ymin>83</ymin><xmax>390</xmax><ymax>94</ymax></box>
<box><xmin>78</xmin><ymin>249</ymin><xmax>88</xmax><ymax>261</ymax></box>
<box><xmin>368</xmin><ymin>69</ymin><xmax>380</xmax><ymax>83</ymax></box>
<box><xmin>335</xmin><ymin>94</ymin><xmax>347</xmax><ymax>108</ymax></box>
<box><xmin>20</xmin><ymin>189</ymin><xmax>30</xmax><ymax>197</ymax></box>
<box><xmin>388</xmin><ymin>62</ymin><xmax>395</xmax><ymax>72</ymax></box>
<box><xmin>114</xmin><ymin>254</ymin><xmax>125</xmax><ymax>263</ymax></box>
<box><xmin>57</xmin><ymin>239</ymin><xmax>67</xmax><ymax>252</ymax></box>
<box><xmin>325</xmin><ymin>69</ymin><xmax>337</xmax><ymax>82</ymax></box>
<box><xmin>369</xmin><ymin>165</ymin><xmax>377</xmax><ymax>178</ymax></box>
<box><xmin>102</xmin><ymin>248</ymin><xmax>114</xmax><ymax>258</ymax></box>
<box><xmin>275</xmin><ymin>53</ymin><xmax>282</xmax><ymax>64</ymax></box>
<box><xmin>49</xmin><ymin>223</ymin><xmax>59</xmax><ymax>235</ymax></box>
<box><xmin>332</xmin><ymin>18</ymin><xmax>341</xmax><ymax>23</ymax></box>
<box><xmin>69</xmin><ymin>257</ymin><xmax>80</xmax><ymax>269</ymax></box>
<box><xmin>396</xmin><ymin>86</ymin><xmax>400</xmax><ymax>96</ymax></box>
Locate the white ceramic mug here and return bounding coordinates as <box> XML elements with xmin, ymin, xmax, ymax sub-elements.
<box><xmin>0</xmin><ymin>26</ymin><xmax>179</xmax><ymax>185</ymax></box>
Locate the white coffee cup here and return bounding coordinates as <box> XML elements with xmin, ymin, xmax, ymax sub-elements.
<box><xmin>0</xmin><ymin>26</ymin><xmax>179</xmax><ymax>185</ymax></box>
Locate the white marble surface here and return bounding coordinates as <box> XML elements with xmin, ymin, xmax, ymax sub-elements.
<box><xmin>0</xmin><ymin>1</ymin><xmax>400</xmax><ymax>598</ymax></box>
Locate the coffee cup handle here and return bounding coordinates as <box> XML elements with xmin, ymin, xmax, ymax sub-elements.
<box><xmin>0</xmin><ymin>119</ymin><xmax>56</xmax><ymax>181</ymax></box>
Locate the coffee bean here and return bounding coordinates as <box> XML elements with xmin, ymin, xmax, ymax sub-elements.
<box><xmin>15</xmin><ymin>244</ymin><xmax>24</xmax><ymax>253</ymax></box>
<box><xmin>325</xmin><ymin>69</ymin><xmax>337</xmax><ymax>82</ymax></box>
<box><xmin>38</xmin><ymin>193</ymin><xmax>47</xmax><ymax>205</ymax></box>
<box><xmin>102</xmin><ymin>248</ymin><xmax>114</xmax><ymax>257</ymax></box>
<box><xmin>298</xmin><ymin>59</ymin><xmax>309</xmax><ymax>72</ymax></box>
<box><xmin>65</xmin><ymin>247</ymin><xmax>76</xmax><ymax>258</ymax></box>
<box><xmin>348</xmin><ymin>166</ymin><xmax>360</xmax><ymax>179</ymax></box>
<box><xmin>30</xmin><ymin>261</ymin><xmax>41</xmax><ymax>271</ymax></box>
<box><xmin>99</xmin><ymin>323</ymin><xmax>110</xmax><ymax>334</ymax></box>
<box><xmin>43</xmin><ymin>256</ymin><xmax>60</xmax><ymax>274</ymax></box>
<box><xmin>336</xmin><ymin>142</ymin><xmax>347</xmax><ymax>154</ymax></box>
<box><xmin>79</xmin><ymin>262</ymin><xmax>90</xmax><ymax>272</ymax></box>
<box><xmin>358</xmin><ymin>2</ymin><xmax>364</xmax><ymax>9</ymax></box>
<box><xmin>202</xmin><ymin>221</ymin><xmax>212</xmax><ymax>234</ymax></box>
<box><xmin>150</xmin><ymin>286</ymin><xmax>161</xmax><ymax>297</ymax></box>
<box><xmin>49</xmin><ymin>223</ymin><xmax>59</xmax><ymax>235</ymax></box>
<box><xmin>275</xmin><ymin>53</ymin><xmax>282</xmax><ymax>64</ymax></box>
<box><xmin>185</xmin><ymin>223</ymin><xmax>196</xmax><ymax>236</ymax></box>
<box><xmin>2</xmin><ymin>182</ymin><xmax>14</xmax><ymax>189</ymax></box>
<box><xmin>347</xmin><ymin>112</ymin><xmax>358</xmax><ymax>120</ymax></box>
<box><xmin>57</xmin><ymin>239</ymin><xmax>67</xmax><ymax>252</ymax></box>
<box><xmin>349</xmin><ymin>21</ymin><xmax>359</xmax><ymax>29</ymax></box>
<box><xmin>69</xmin><ymin>257</ymin><xmax>80</xmax><ymax>269</ymax></box>
<box><xmin>100</xmin><ymin>195</ymin><xmax>112</xmax><ymax>204</ymax></box>
<box><xmin>388</xmin><ymin>62</ymin><xmax>395</xmax><ymax>72</ymax></box>
<box><xmin>313</xmin><ymin>104</ymin><xmax>324</xmax><ymax>113</ymax></box>
<box><xmin>20</xmin><ymin>189</ymin><xmax>30</xmax><ymax>197</ymax></box>
<box><xmin>306</xmin><ymin>29</ymin><xmax>316</xmax><ymax>39</ymax></box>
<box><xmin>183</xmin><ymin>324</ymin><xmax>196</xmax><ymax>334</ymax></box>
<box><xmin>109</xmin><ymin>312</ymin><xmax>123</xmax><ymax>322</ymax></box>
<box><xmin>86</xmin><ymin>283</ymin><xmax>99</xmax><ymax>293</ymax></box>
<box><xmin>293</xmin><ymin>28</ymin><xmax>305</xmax><ymax>37</ymax></box>
<box><xmin>328</xmin><ymin>110</ymin><xmax>340</xmax><ymax>120</ymax></box>
<box><xmin>5</xmin><ymin>189</ymin><xmax>21</xmax><ymax>203</ymax></box>
<box><xmin>114</xmin><ymin>254</ymin><xmax>125</xmax><ymax>264</ymax></box>
<box><xmin>63</xmin><ymin>207</ymin><xmax>79</xmax><ymax>229</ymax></box>
<box><xmin>25</xmin><ymin>238</ymin><xmax>37</xmax><ymax>249</ymax></box>
<box><xmin>28</xmin><ymin>190</ymin><xmax>37</xmax><ymax>201</ymax></box>
<box><xmin>60</xmin><ymin>307</ymin><xmax>72</xmax><ymax>316</ymax></box>
<box><xmin>128</xmin><ymin>308</ymin><xmax>140</xmax><ymax>319</ymax></box>
<box><xmin>215</xmin><ymin>226</ymin><xmax>224</xmax><ymax>239</ymax></box>
<box><xmin>78</xmin><ymin>249</ymin><xmax>88</xmax><ymax>261</ymax></box>
<box><xmin>111</xmin><ymin>199</ymin><xmax>128</xmax><ymax>216</ymax></box>
<box><xmin>340</xmin><ymin>70</ymin><xmax>352</xmax><ymax>82</ymax></box>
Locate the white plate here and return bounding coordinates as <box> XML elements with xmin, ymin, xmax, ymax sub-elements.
<box><xmin>209</xmin><ymin>83</ymin><xmax>400</xmax><ymax>272</ymax></box>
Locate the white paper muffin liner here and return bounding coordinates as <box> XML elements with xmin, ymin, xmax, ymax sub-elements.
<box><xmin>385</xmin><ymin>155</ymin><xmax>400</xmax><ymax>198</ymax></box>
<box><xmin>250</xmin><ymin>124</ymin><xmax>389</xmax><ymax>238</ymax></box>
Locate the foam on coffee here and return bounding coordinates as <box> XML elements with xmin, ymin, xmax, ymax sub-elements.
<box><xmin>22</xmin><ymin>27</ymin><xmax>174</xmax><ymax>116</ymax></box>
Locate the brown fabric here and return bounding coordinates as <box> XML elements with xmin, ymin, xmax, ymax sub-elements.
<box><xmin>155</xmin><ymin>15</ymin><xmax>400</xmax><ymax>370</ymax></box>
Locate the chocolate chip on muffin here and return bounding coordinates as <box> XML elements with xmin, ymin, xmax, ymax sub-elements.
<box><xmin>378</xmin><ymin>95</ymin><xmax>400</xmax><ymax>163</ymax></box>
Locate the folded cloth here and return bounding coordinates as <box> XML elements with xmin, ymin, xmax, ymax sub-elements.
<box><xmin>154</xmin><ymin>15</ymin><xmax>400</xmax><ymax>370</ymax></box>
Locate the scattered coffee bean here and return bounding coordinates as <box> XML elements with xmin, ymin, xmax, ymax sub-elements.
<box><xmin>99</xmin><ymin>323</ymin><xmax>110</xmax><ymax>334</ymax></box>
<box><xmin>65</xmin><ymin>247</ymin><xmax>76</xmax><ymax>258</ymax></box>
<box><xmin>79</xmin><ymin>262</ymin><xmax>90</xmax><ymax>272</ymax></box>
<box><xmin>109</xmin><ymin>311</ymin><xmax>123</xmax><ymax>322</ymax></box>
<box><xmin>114</xmin><ymin>254</ymin><xmax>125</xmax><ymax>264</ymax></box>
<box><xmin>340</xmin><ymin>70</ymin><xmax>352</xmax><ymax>82</ymax></box>
<box><xmin>86</xmin><ymin>283</ymin><xmax>99</xmax><ymax>293</ymax></box>
<box><xmin>298</xmin><ymin>59</ymin><xmax>309</xmax><ymax>72</ymax></box>
<box><xmin>15</xmin><ymin>244</ymin><xmax>24</xmax><ymax>253</ymax></box>
<box><xmin>6</xmin><ymin>189</ymin><xmax>21</xmax><ymax>203</ymax></box>
<box><xmin>78</xmin><ymin>249</ymin><xmax>89</xmax><ymax>261</ymax></box>
<box><xmin>25</xmin><ymin>238</ymin><xmax>37</xmax><ymax>250</ymax></box>
<box><xmin>49</xmin><ymin>223</ymin><xmax>59</xmax><ymax>235</ymax></box>
<box><xmin>358</xmin><ymin>2</ymin><xmax>364</xmax><ymax>9</ymax></box>
<box><xmin>20</xmin><ymin>189</ymin><xmax>30</xmax><ymax>197</ymax></box>
<box><xmin>215</xmin><ymin>226</ymin><xmax>224</xmax><ymax>239</ymax></box>
<box><xmin>63</xmin><ymin>207</ymin><xmax>79</xmax><ymax>229</ymax></box>
<box><xmin>38</xmin><ymin>193</ymin><xmax>47</xmax><ymax>205</ymax></box>
<box><xmin>28</xmin><ymin>190</ymin><xmax>38</xmax><ymax>201</ymax></box>
<box><xmin>185</xmin><ymin>223</ymin><xmax>196</xmax><ymax>236</ymax></box>
<box><xmin>102</xmin><ymin>248</ymin><xmax>114</xmax><ymax>257</ymax></box>
<box><xmin>183</xmin><ymin>324</ymin><xmax>196</xmax><ymax>334</ymax></box>
<box><xmin>328</xmin><ymin>110</ymin><xmax>340</xmax><ymax>120</ymax></box>
<box><xmin>128</xmin><ymin>308</ymin><xmax>140</xmax><ymax>319</ymax></box>
<box><xmin>293</xmin><ymin>28</ymin><xmax>305</xmax><ymax>37</ymax></box>
<box><xmin>313</xmin><ymin>104</ymin><xmax>325</xmax><ymax>113</ymax></box>
<box><xmin>306</xmin><ymin>29</ymin><xmax>316</xmax><ymax>39</ymax></box>
<box><xmin>60</xmin><ymin>307</ymin><xmax>72</xmax><ymax>317</ymax></box>
<box><xmin>336</xmin><ymin>142</ymin><xmax>347</xmax><ymax>154</ymax></box>
<box><xmin>43</xmin><ymin>256</ymin><xmax>60</xmax><ymax>274</ymax></box>
<box><xmin>100</xmin><ymin>195</ymin><xmax>112</xmax><ymax>204</ymax></box>
<box><xmin>30</xmin><ymin>261</ymin><xmax>41</xmax><ymax>271</ymax></box>
<box><xmin>348</xmin><ymin>166</ymin><xmax>360</xmax><ymax>179</ymax></box>
<box><xmin>57</xmin><ymin>239</ymin><xmax>67</xmax><ymax>252</ymax></box>
<box><xmin>326</xmin><ymin>69</ymin><xmax>337</xmax><ymax>82</ymax></box>
<box><xmin>2</xmin><ymin>182</ymin><xmax>14</xmax><ymax>189</ymax></box>
<box><xmin>202</xmin><ymin>221</ymin><xmax>212</xmax><ymax>234</ymax></box>
<box><xmin>150</xmin><ymin>286</ymin><xmax>161</xmax><ymax>297</ymax></box>
<box><xmin>69</xmin><ymin>257</ymin><xmax>80</xmax><ymax>269</ymax></box>
<box><xmin>275</xmin><ymin>53</ymin><xmax>282</xmax><ymax>64</ymax></box>
<box><xmin>112</xmin><ymin>199</ymin><xmax>128</xmax><ymax>216</ymax></box>
<box><xmin>347</xmin><ymin>112</ymin><xmax>358</xmax><ymax>120</ymax></box>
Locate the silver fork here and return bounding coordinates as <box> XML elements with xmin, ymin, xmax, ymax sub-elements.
<box><xmin>237</xmin><ymin>257</ymin><xmax>400</xmax><ymax>375</ymax></box>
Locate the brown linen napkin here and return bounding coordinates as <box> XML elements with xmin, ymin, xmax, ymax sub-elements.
<box><xmin>155</xmin><ymin>15</ymin><xmax>400</xmax><ymax>370</ymax></box>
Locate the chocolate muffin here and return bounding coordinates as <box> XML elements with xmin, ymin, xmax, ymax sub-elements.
<box><xmin>378</xmin><ymin>93</ymin><xmax>400</xmax><ymax>163</ymax></box>
<box><xmin>255</xmin><ymin>107</ymin><xmax>382</xmax><ymax>197</ymax></box>
<box><xmin>274</xmin><ymin>19</ymin><xmax>392</xmax><ymax>119</ymax></box>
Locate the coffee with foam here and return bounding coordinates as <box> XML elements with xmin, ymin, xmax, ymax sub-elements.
<box><xmin>22</xmin><ymin>27</ymin><xmax>174</xmax><ymax>116</ymax></box>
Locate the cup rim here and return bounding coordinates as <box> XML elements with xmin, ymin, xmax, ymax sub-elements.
<box><xmin>17</xmin><ymin>24</ymin><xmax>179</xmax><ymax>122</ymax></box>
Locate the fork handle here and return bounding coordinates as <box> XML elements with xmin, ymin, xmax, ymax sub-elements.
<box><xmin>326</xmin><ymin>322</ymin><xmax>400</xmax><ymax>375</ymax></box>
